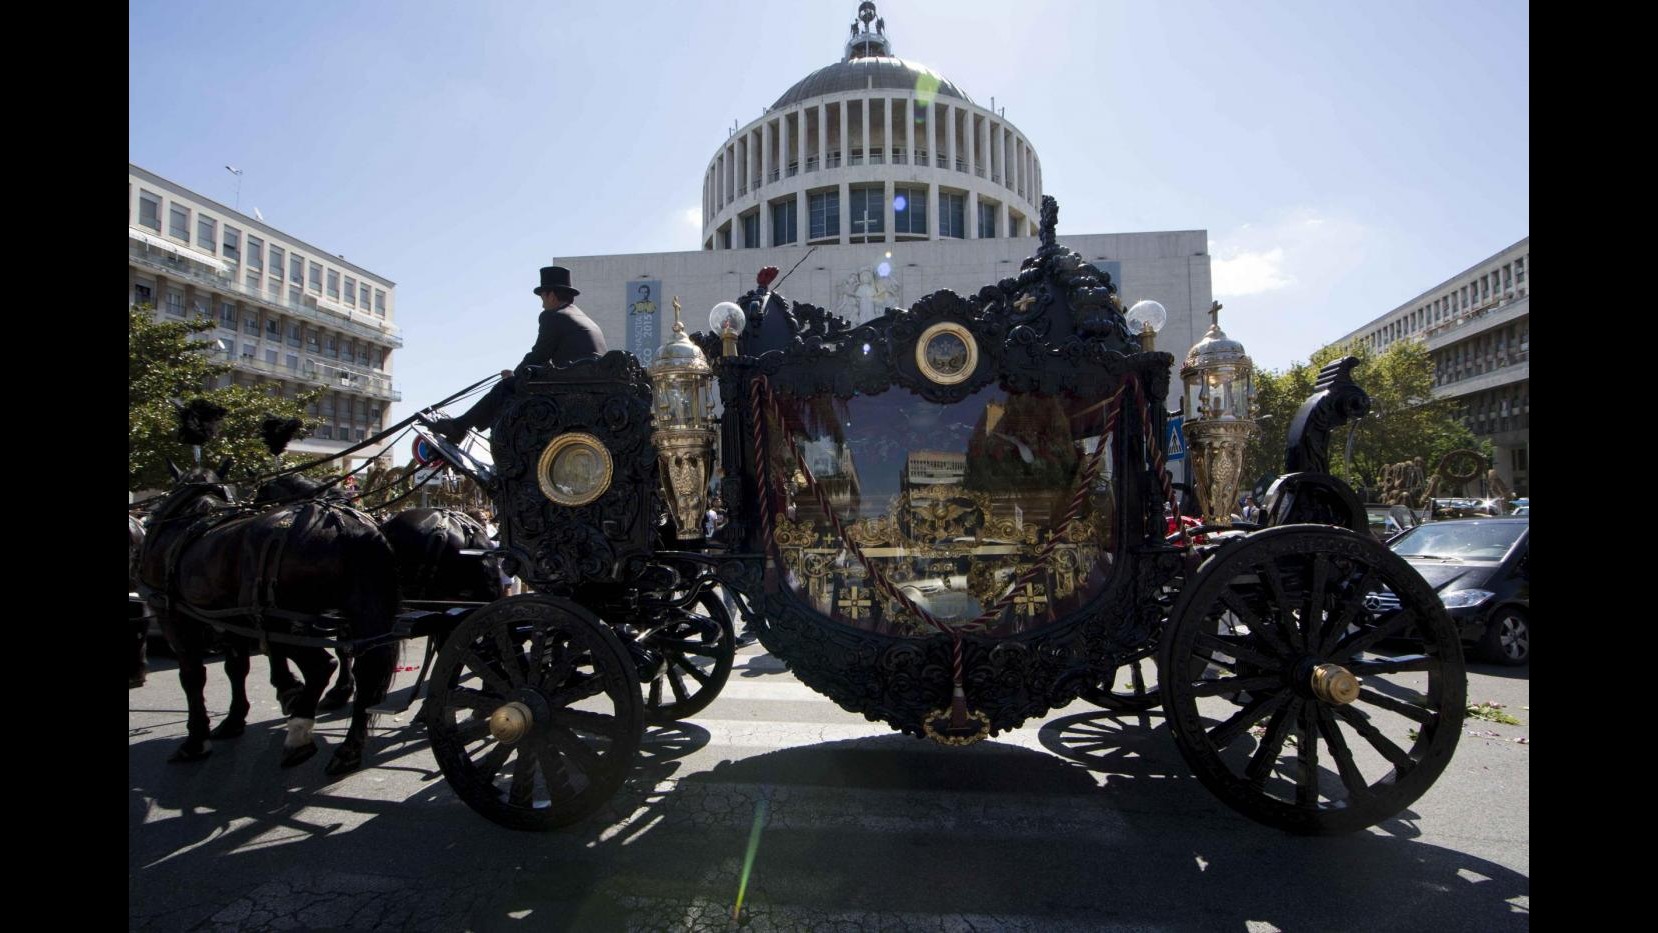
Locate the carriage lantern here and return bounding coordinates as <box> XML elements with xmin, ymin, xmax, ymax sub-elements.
<box><xmin>1126</xmin><ymin>299</ymin><xmax>1167</xmax><ymax>352</ymax></box>
<box><xmin>649</xmin><ymin>298</ymin><xmax>719</xmax><ymax>539</ymax></box>
<box><xmin>1180</xmin><ymin>301</ymin><xmax>1258</xmax><ymax>525</ymax></box>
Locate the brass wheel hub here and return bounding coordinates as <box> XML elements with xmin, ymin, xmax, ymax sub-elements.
<box><xmin>1309</xmin><ymin>663</ymin><xmax>1361</xmax><ymax>705</ymax></box>
<box><xmin>489</xmin><ymin>701</ymin><xmax>534</xmax><ymax>744</ymax></box>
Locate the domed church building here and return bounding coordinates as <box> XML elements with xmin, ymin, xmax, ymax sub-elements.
<box><xmin>561</xmin><ymin>2</ymin><xmax>1212</xmax><ymax>404</ymax></box>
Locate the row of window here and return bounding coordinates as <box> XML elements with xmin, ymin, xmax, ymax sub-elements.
<box><xmin>135</xmin><ymin>186</ymin><xmax>388</xmax><ymax>316</ymax></box>
<box><xmin>1459</xmin><ymin>380</ymin><xmax>1529</xmax><ymax>438</ymax></box>
<box><xmin>224</xmin><ymin>377</ymin><xmax>384</xmax><ymax>443</ymax></box>
<box><xmin>1367</xmin><ymin>254</ymin><xmax>1527</xmax><ymax>349</ymax></box>
<box><xmin>710</xmin><ymin>107</ymin><xmax>1041</xmax><ymax>215</ymax></box>
<box><xmin>727</xmin><ymin>187</ymin><xmax>1010</xmax><ymax>247</ymax></box>
<box><xmin>136</xmin><ymin>282</ymin><xmax>389</xmax><ymax>370</ymax></box>
<box><xmin>1434</xmin><ymin>321</ymin><xmax>1529</xmax><ymax>387</ymax></box>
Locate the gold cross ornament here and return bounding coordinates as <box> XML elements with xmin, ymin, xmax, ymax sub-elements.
<box><xmin>837</xmin><ymin>585</ymin><xmax>873</xmax><ymax>619</ymax></box>
<box><xmin>1013</xmin><ymin>293</ymin><xmax>1038</xmax><ymax>313</ymax></box>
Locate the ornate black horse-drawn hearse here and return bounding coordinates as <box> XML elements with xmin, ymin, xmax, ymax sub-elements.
<box><xmin>142</xmin><ymin>198</ymin><xmax>1465</xmax><ymax>835</ymax></box>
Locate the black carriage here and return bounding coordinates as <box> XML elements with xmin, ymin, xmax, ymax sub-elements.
<box><xmin>410</xmin><ymin>198</ymin><xmax>1466</xmax><ymax>835</ymax></box>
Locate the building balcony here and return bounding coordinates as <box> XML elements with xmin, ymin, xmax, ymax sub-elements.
<box><xmin>225</xmin><ymin>351</ymin><xmax>401</xmax><ymax>402</ymax></box>
<box><xmin>1431</xmin><ymin>359</ymin><xmax>1529</xmax><ymax>400</ymax></box>
<box><xmin>130</xmin><ymin>243</ymin><xmax>404</xmax><ymax>348</ymax></box>
<box><xmin>1424</xmin><ymin>294</ymin><xmax>1529</xmax><ymax>352</ymax></box>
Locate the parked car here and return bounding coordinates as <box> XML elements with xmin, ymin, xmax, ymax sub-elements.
<box><xmin>1364</xmin><ymin>503</ymin><xmax>1423</xmax><ymax>543</ymax></box>
<box><xmin>1379</xmin><ymin>517</ymin><xmax>1530</xmax><ymax>665</ymax></box>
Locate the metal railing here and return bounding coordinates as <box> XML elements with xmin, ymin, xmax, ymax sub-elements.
<box><xmin>826</xmin><ymin>154</ymin><xmax>842</xmax><ymax>168</ymax></box>
<box><xmin>891</xmin><ymin>152</ymin><xmax>907</xmax><ymax>164</ymax></box>
<box><xmin>806</xmin><ymin>156</ymin><xmax>820</xmax><ymax>172</ymax></box>
<box><xmin>131</xmin><ymin>246</ymin><xmax>403</xmax><ymax>348</ymax></box>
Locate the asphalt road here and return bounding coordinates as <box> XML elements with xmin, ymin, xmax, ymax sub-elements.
<box><xmin>129</xmin><ymin>640</ymin><xmax>1529</xmax><ymax>932</ymax></box>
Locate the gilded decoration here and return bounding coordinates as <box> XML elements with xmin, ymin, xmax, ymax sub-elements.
<box><xmin>535</xmin><ymin>432</ymin><xmax>614</xmax><ymax>507</ymax></box>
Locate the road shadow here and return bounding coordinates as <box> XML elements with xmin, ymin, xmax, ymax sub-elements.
<box><xmin>133</xmin><ymin>700</ymin><xmax>1528</xmax><ymax>932</ymax></box>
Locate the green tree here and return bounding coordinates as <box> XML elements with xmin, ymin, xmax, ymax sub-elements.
<box><xmin>128</xmin><ymin>306</ymin><xmax>323</xmax><ymax>492</ymax></box>
<box><xmin>1243</xmin><ymin>338</ymin><xmax>1490</xmax><ymax>497</ymax></box>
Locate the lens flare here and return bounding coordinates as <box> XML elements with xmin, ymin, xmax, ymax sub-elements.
<box><xmin>914</xmin><ymin>73</ymin><xmax>940</xmax><ymax>107</ymax></box>
<box><xmin>876</xmin><ymin>261</ymin><xmax>892</xmax><ymax>277</ymax></box>
<box><xmin>893</xmin><ymin>194</ymin><xmax>908</xmax><ymax>212</ymax></box>
<box><xmin>732</xmin><ymin>796</ymin><xmax>770</xmax><ymax>920</ymax></box>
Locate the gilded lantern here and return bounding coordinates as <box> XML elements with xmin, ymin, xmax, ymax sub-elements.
<box><xmin>649</xmin><ymin>299</ymin><xmax>719</xmax><ymax>539</ymax></box>
<box><xmin>1179</xmin><ymin>302</ymin><xmax>1257</xmax><ymax>525</ymax></box>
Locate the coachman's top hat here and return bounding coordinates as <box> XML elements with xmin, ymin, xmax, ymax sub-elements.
<box><xmin>534</xmin><ymin>266</ymin><xmax>580</xmax><ymax>298</ymax></box>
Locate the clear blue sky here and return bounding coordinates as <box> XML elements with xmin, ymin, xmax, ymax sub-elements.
<box><xmin>130</xmin><ymin>0</ymin><xmax>1529</xmax><ymax>427</ymax></box>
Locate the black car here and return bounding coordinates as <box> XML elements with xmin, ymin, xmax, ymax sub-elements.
<box><xmin>1381</xmin><ymin>517</ymin><xmax>1530</xmax><ymax>665</ymax></box>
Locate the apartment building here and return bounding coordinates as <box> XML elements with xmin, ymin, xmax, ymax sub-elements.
<box><xmin>128</xmin><ymin>163</ymin><xmax>401</xmax><ymax>470</ymax></box>
<box><xmin>1333</xmin><ymin>237</ymin><xmax>1530</xmax><ymax>494</ymax></box>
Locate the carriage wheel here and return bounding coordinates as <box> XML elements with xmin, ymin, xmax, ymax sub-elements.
<box><xmin>1160</xmin><ymin>524</ymin><xmax>1465</xmax><ymax>835</ymax></box>
<box><xmin>1079</xmin><ymin>652</ymin><xmax>1162</xmax><ymax>712</ymax></box>
<box><xmin>643</xmin><ymin>589</ymin><xmax>735</xmax><ymax>725</ymax></box>
<box><xmin>422</xmin><ymin>594</ymin><xmax>643</xmax><ymax>831</ymax></box>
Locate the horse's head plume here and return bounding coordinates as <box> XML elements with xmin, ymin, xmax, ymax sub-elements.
<box><xmin>260</xmin><ymin>416</ymin><xmax>305</xmax><ymax>457</ymax></box>
<box><xmin>176</xmin><ymin>398</ymin><xmax>229</xmax><ymax>447</ymax></box>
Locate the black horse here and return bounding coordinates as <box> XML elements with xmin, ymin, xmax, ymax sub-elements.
<box><xmin>254</xmin><ymin>473</ymin><xmax>504</xmax><ymax>709</ymax></box>
<box><xmin>136</xmin><ymin>459</ymin><xmax>401</xmax><ymax>774</ymax></box>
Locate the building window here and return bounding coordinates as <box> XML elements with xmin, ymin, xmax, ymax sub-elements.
<box><xmin>133</xmin><ymin>283</ymin><xmax>153</xmax><ymax>306</ymax></box>
<box><xmin>220</xmin><ymin>302</ymin><xmax>236</xmax><ymax>327</ymax></box>
<box><xmin>849</xmin><ymin>185</ymin><xmax>884</xmax><ymax>237</ymax></box>
<box><xmin>360</xmin><ymin>283</ymin><xmax>371</xmax><ymax>309</ymax></box>
<box><xmin>741</xmin><ymin>210</ymin><xmax>760</xmax><ymax>248</ymax></box>
<box><xmin>771</xmin><ymin>200</ymin><xmax>798</xmax><ymax>246</ymax></box>
<box><xmin>246</xmin><ymin>270</ymin><xmax>260</xmax><ymax>290</ymax></box>
<box><xmin>242</xmin><ymin>343</ymin><xmax>257</xmax><ymax>359</ymax></box>
<box><xmin>286</xmin><ymin>354</ymin><xmax>299</xmax><ymax>371</ymax></box>
<box><xmin>978</xmin><ymin>200</ymin><xmax>998</xmax><ymax>238</ymax></box>
<box><xmin>326</xmin><ymin>269</ymin><xmax>341</xmax><ymax>299</ymax></box>
<box><xmin>168</xmin><ymin>204</ymin><xmax>190</xmax><ymax>241</ymax></box>
<box><xmin>244</xmin><ymin>312</ymin><xmax>260</xmax><ymax>334</ymax></box>
<box><xmin>892</xmin><ymin>185</ymin><xmax>927</xmax><ymax>235</ymax></box>
<box><xmin>290</xmin><ymin>254</ymin><xmax>304</xmax><ymax>283</ymax></box>
<box><xmin>165</xmin><ymin>291</ymin><xmax>184</xmax><ymax>316</ymax></box>
<box><xmin>138</xmin><ymin>190</ymin><xmax>162</xmax><ymax>231</ymax></box>
<box><xmin>718</xmin><ymin>225</ymin><xmax>732</xmax><ymax>249</ymax></box>
<box><xmin>1514</xmin><ymin>257</ymin><xmax>1525</xmax><ymax>282</ymax></box>
<box><xmin>223</xmin><ymin>226</ymin><xmax>240</xmax><ymax>262</ymax></box>
<box><xmin>371</xmin><ymin>349</ymin><xmax>383</xmax><ymax>369</ymax></box>
<box><xmin>289</xmin><ymin>286</ymin><xmax>303</xmax><ymax>306</ymax></box>
<box><xmin>265</xmin><ymin>348</ymin><xmax>278</xmax><ymax>365</ymax></box>
<box><xmin>344</xmin><ymin>276</ymin><xmax>357</xmax><ymax>306</ymax></box>
<box><xmin>267</xmin><ymin>276</ymin><xmax>281</xmax><ymax>298</ymax></box>
<box><xmin>288</xmin><ymin>323</ymin><xmax>301</xmax><ymax>347</ymax></box>
<box><xmin>247</xmin><ymin>236</ymin><xmax>263</xmax><ymax>271</ymax></box>
<box><xmin>319</xmin><ymin>426</ymin><xmax>333</xmax><ymax>440</ymax></box>
<box><xmin>374</xmin><ymin>290</ymin><xmax>386</xmax><ymax>316</ymax></box>
<box><xmin>940</xmin><ymin>192</ymin><xmax>966</xmax><ymax>239</ymax></box>
<box><xmin>325</xmin><ymin>336</ymin><xmax>338</xmax><ymax>358</ymax></box>
<box><xmin>809</xmin><ymin>190</ymin><xmax>839</xmax><ymax>239</ymax></box>
<box><xmin>306</xmin><ymin>330</ymin><xmax>320</xmax><ymax>352</ymax></box>
<box><xmin>266</xmin><ymin>318</ymin><xmax>280</xmax><ymax>337</ymax></box>
<box><xmin>308</xmin><ymin>262</ymin><xmax>322</xmax><ymax>292</ymax></box>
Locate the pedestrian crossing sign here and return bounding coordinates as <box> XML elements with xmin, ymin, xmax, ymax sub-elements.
<box><xmin>1165</xmin><ymin>416</ymin><xmax>1185</xmax><ymax>461</ymax></box>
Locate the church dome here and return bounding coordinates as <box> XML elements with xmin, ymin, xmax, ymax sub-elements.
<box><xmin>771</xmin><ymin>57</ymin><xmax>973</xmax><ymax>110</ymax></box>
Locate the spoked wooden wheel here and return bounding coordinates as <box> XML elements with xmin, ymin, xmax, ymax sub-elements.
<box><xmin>642</xmin><ymin>588</ymin><xmax>735</xmax><ymax>725</ymax></box>
<box><xmin>422</xmin><ymin>594</ymin><xmax>643</xmax><ymax>831</ymax></box>
<box><xmin>1079</xmin><ymin>651</ymin><xmax>1162</xmax><ymax>712</ymax></box>
<box><xmin>1160</xmin><ymin>525</ymin><xmax>1466</xmax><ymax>835</ymax></box>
